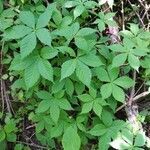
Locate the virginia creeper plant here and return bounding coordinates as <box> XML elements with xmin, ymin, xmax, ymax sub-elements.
<box><xmin>0</xmin><ymin>0</ymin><xmax>150</xmax><ymax>149</ymax></box>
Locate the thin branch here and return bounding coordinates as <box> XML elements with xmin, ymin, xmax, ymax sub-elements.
<box><xmin>116</xmin><ymin>91</ymin><xmax>150</xmax><ymax>112</ymax></box>
<box><xmin>127</xmin><ymin>0</ymin><xmax>145</xmax><ymax>28</ymax></box>
<box><xmin>128</xmin><ymin>71</ymin><xmax>136</xmax><ymax>106</ymax></box>
<box><xmin>16</xmin><ymin>141</ymin><xmax>49</xmax><ymax>150</ymax></box>
<box><xmin>121</xmin><ymin>0</ymin><xmax>125</xmax><ymax>30</ymax></box>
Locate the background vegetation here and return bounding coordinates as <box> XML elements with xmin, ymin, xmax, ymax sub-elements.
<box><xmin>0</xmin><ymin>0</ymin><xmax>150</xmax><ymax>149</ymax></box>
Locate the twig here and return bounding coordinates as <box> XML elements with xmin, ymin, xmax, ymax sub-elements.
<box><xmin>116</xmin><ymin>91</ymin><xmax>150</xmax><ymax>112</ymax></box>
<box><xmin>128</xmin><ymin>71</ymin><xmax>136</xmax><ymax>106</ymax></box>
<box><xmin>3</xmin><ymin>81</ymin><xmax>11</xmax><ymax>114</ymax></box>
<box><xmin>0</xmin><ymin>41</ymin><xmax>5</xmax><ymax>113</ymax></box>
<box><xmin>121</xmin><ymin>0</ymin><xmax>125</xmax><ymax>30</ymax></box>
<box><xmin>16</xmin><ymin>141</ymin><xmax>49</xmax><ymax>150</ymax></box>
<box><xmin>127</xmin><ymin>0</ymin><xmax>145</xmax><ymax>28</ymax></box>
<box><xmin>26</xmin><ymin>124</ymin><xmax>35</xmax><ymax>130</ymax></box>
<box><xmin>134</xmin><ymin>81</ymin><xmax>144</xmax><ymax>97</ymax></box>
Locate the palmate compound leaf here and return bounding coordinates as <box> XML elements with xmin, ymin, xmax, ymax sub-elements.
<box><xmin>61</xmin><ymin>59</ymin><xmax>77</xmax><ymax>80</ymax></box>
<box><xmin>38</xmin><ymin>58</ymin><xmax>53</xmax><ymax>82</ymax></box>
<box><xmin>76</xmin><ymin>60</ymin><xmax>92</xmax><ymax>86</ymax></box>
<box><xmin>62</xmin><ymin>125</ymin><xmax>81</xmax><ymax>150</ymax></box>
<box><xmin>20</xmin><ymin>32</ymin><xmax>37</xmax><ymax>58</ymax></box>
<box><xmin>36</xmin><ymin>28</ymin><xmax>51</xmax><ymax>46</ymax></box>
<box><xmin>19</xmin><ymin>11</ymin><xmax>35</xmax><ymax>28</ymax></box>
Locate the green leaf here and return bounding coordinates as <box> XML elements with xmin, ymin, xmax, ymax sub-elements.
<box><xmin>101</xmin><ymin>83</ymin><xmax>112</xmax><ymax>99</ymax></box>
<box><xmin>134</xmin><ymin>132</ymin><xmax>146</xmax><ymax>147</ymax></box>
<box><xmin>37</xmin><ymin>100</ymin><xmax>51</xmax><ymax>113</ymax></box>
<box><xmin>20</xmin><ymin>32</ymin><xmax>37</xmax><ymax>58</ymax></box>
<box><xmin>75</xmin><ymin>82</ymin><xmax>85</xmax><ymax>95</ymax></box>
<box><xmin>36</xmin><ymin>4</ymin><xmax>55</xmax><ymax>29</ymax></box>
<box><xmin>62</xmin><ymin>125</ymin><xmax>81</xmax><ymax>150</ymax></box>
<box><xmin>74</xmin><ymin>5</ymin><xmax>85</xmax><ymax>19</ymax></box>
<box><xmin>76</xmin><ymin>61</ymin><xmax>92</xmax><ymax>86</ymax></box>
<box><xmin>7</xmin><ymin>133</ymin><xmax>16</xmax><ymax>142</ymax></box>
<box><xmin>58</xmin><ymin>98</ymin><xmax>72</xmax><ymax>110</ymax></box>
<box><xmin>93</xmin><ymin>102</ymin><xmax>102</xmax><ymax>118</ymax></box>
<box><xmin>75</xmin><ymin>37</ymin><xmax>88</xmax><ymax>50</ymax></box>
<box><xmin>0</xmin><ymin>130</ymin><xmax>5</xmax><ymax>142</ymax></box>
<box><xmin>113</xmin><ymin>76</ymin><xmax>134</xmax><ymax>89</ymax></box>
<box><xmin>95</xmin><ymin>67</ymin><xmax>110</xmax><ymax>82</ymax></box>
<box><xmin>88</xmin><ymin>124</ymin><xmax>107</xmax><ymax>136</ymax></box>
<box><xmin>61</xmin><ymin>59</ymin><xmax>77</xmax><ymax>80</ymax></box>
<box><xmin>24</xmin><ymin>62</ymin><xmax>40</xmax><ymax>89</ymax></box>
<box><xmin>38</xmin><ymin>59</ymin><xmax>53</xmax><ymax>82</ymax></box>
<box><xmin>81</xmin><ymin>102</ymin><xmax>93</xmax><ymax>114</ymax></box>
<box><xmin>98</xmin><ymin>20</ymin><xmax>105</xmax><ymax>32</ymax></box>
<box><xmin>128</xmin><ymin>54</ymin><xmax>140</xmax><ymax>71</ymax></box>
<box><xmin>65</xmin><ymin>79</ymin><xmax>74</xmax><ymax>97</ymax></box>
<box><xmin>4</xmin><ymin>25</ymin><xmax>32</xmax><ymax>40</ymax></box>
<box><xmin>112</xmin><ymin>84</ymin><xmax>125</xmax><ymax>102</ymax></box>
<box><xmin>52</xmin><ymin>80</ymin><xmax>65</xmax><ymax>93</ymax></box>
<box><xmin>36</xmin><ymin>28</ymin><xmax>51</xmax><ymax>46</ymax></box>
<box><xmin>41</xmin><ymin>46</ymin><xmax>58</xmax><ymax>59</ymax></box>
<box><xmin>19</xmin><ymin>11</ymin><xmax>35</xmax><ymax>28</ymax></box>
<box><xmin>108</xmin><ymin>44</ymin><xmax>125</xmax><ymax>52</ymax></box>
<box><xmin>112</xmin><ymin>53</ymin><xmax>127</xmax><ymax>67</ymax></box>
<box><xmin>122</xmin><ymin>129</ymin><xmax>133</xmax><ymax>145</ymax></box>
<box><xmin>0</xmin><ymin>1</ymin><xmax>3</xmax><ymax>13</ymax></box>
<box><xmin>78</xmin><ymin>94</ymin><xmax>93</xmax><ymax>102</ymax></box>
<box><xmin>76</xmin><ymin>28</ymin><xmax>96</xmax><ymax>36</ymax></box>
<box><xmin>79</xmin><ymin>54</ymin><xmax>103</xmax><ymax>67</ymax></box>
<box><xmin>36</xmin><ymin>90</ymin><xmax>51</xmax><ymax>100</ymax></box>
<box><xmin>63</xmin><ymin>1</ymin><xmax>79</xmax><ymax>8</ymax></box>
<box><xmin>108</xmin><ymin>67</ymin><xmax>119</xmax><ymax>81</ymax></box>
<box><xmin>130</xmin><ymin>23</ymin><xmax>139</xmax><ymax>35</ymax></box>
<box><xmin>50</xmin><ymin>103</ymin><xmax>60</xmax><ymax>124</ymax></box>
<box><xmin>102</xmin><ymin>109</ymin><xmax>113</xmax><ymax>127</ymax></box>
<box><xmin>52</xmin><ymin>9</ymin><xmax>62</xmax><ymax>25</ymax></box>
<box><xmin>4</xmin><ymin>121</ymin><xmax>16</xmax><ymax>133</ymax></box>
<box><xmin>99</xmin><ymin>133</ymin><xmax>111</xmax><ymax>150</ymax></box>
<box><xmin>110</xmin><ymin>136</ymin><xmax>131</xmax><ymax>150</ymax></box>
<box><xmin>36</xmin><ymin>121</ymin><xmax>45</xmax><ymax>133</ymax></box>
<box><xmin>51</xmin><ymin>123</ymin><xmax>63</xmax><ymax>138</ymax></box>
